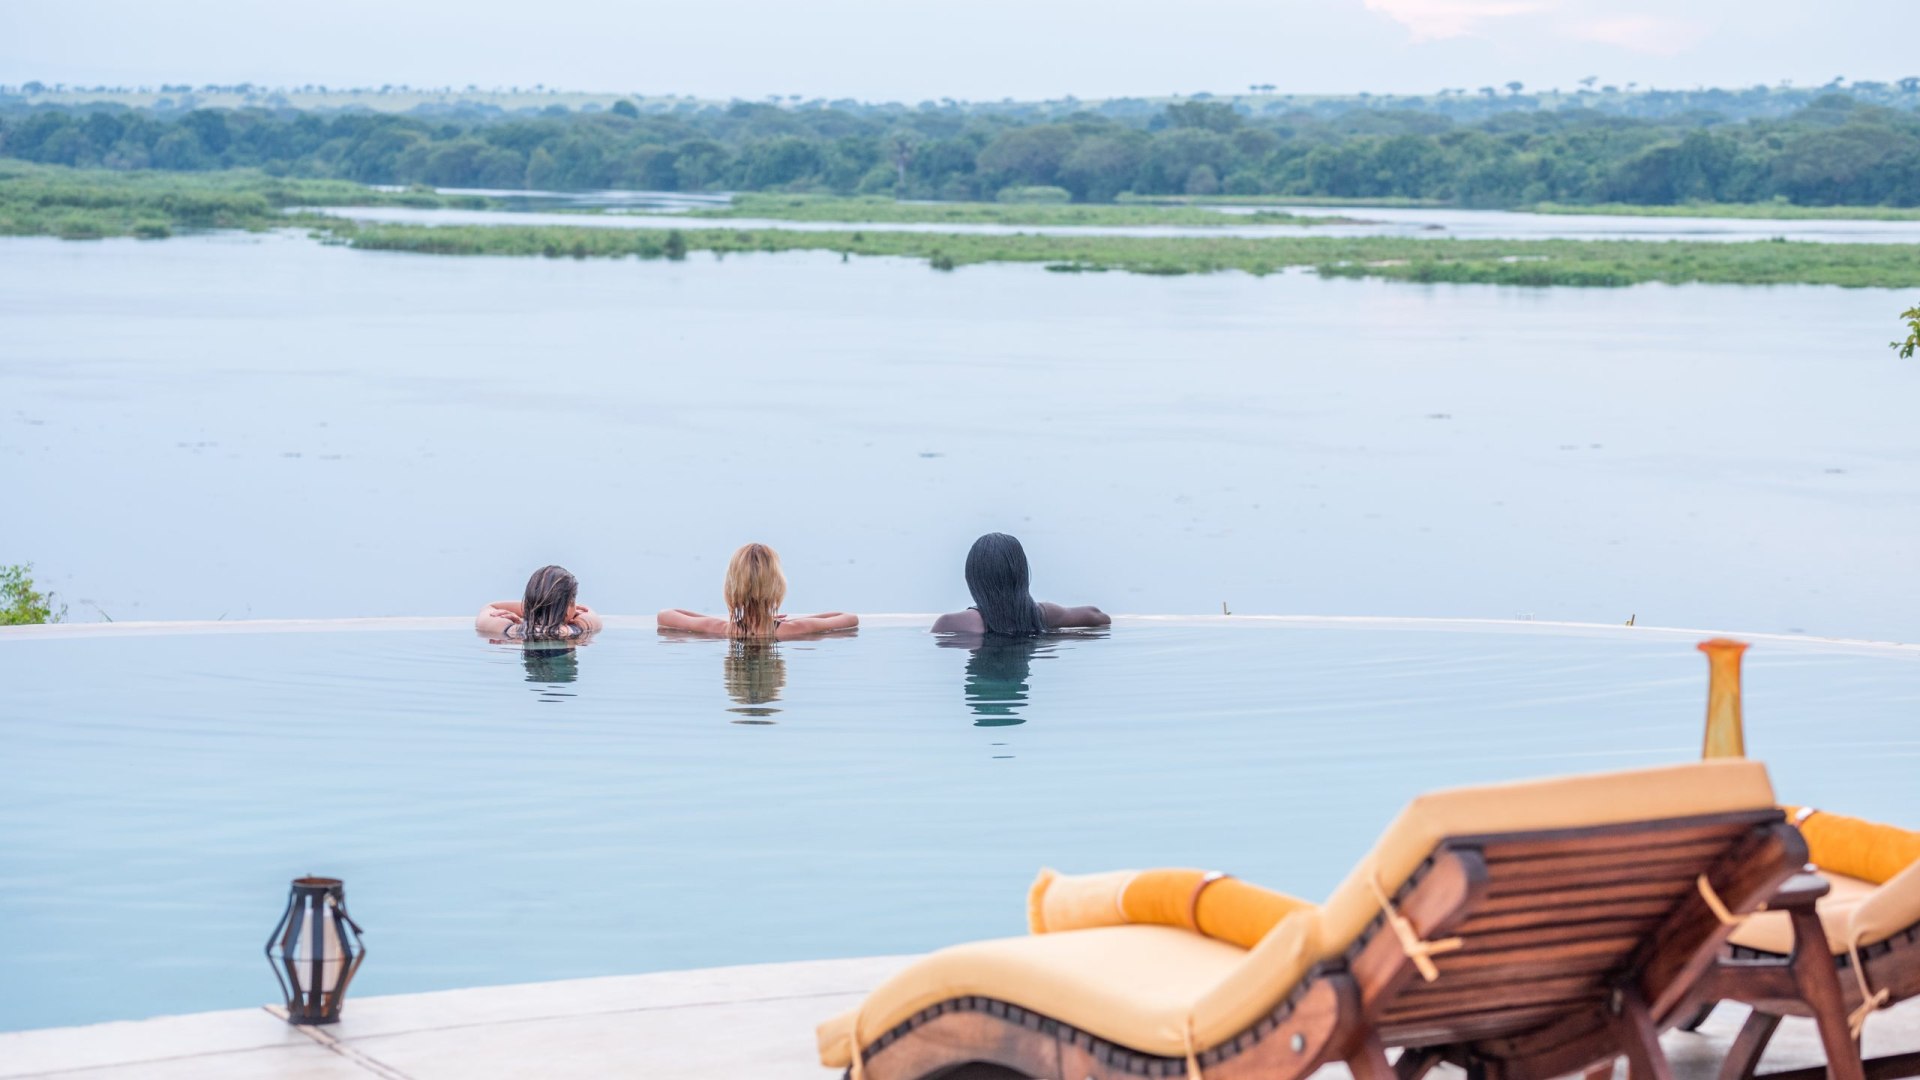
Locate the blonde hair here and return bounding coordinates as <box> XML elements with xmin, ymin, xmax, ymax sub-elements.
<box><xmin>724</xmin><ymin>543</ymin><xmax>786</xmax><ymax>640</ymax></box>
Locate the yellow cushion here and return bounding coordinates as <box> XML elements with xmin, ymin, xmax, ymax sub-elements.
<box><xmin>1729</xmin><ymin>872</ymin><xmax>1879</xmax><ymax>955</ymax></box>
<box><xmin>1733</xmin><ymin>809</ymin><xmax>1920</xmax><ymax>954</ymax></box>
<box><xmin>1854</xmin><ymin>860</ymin><xmax>1920</xmax><ymax>948</ymax></box>
<box><xmin>1788</xmin><ymin>807</ymin><xmax>1920</xmax><ymax>886</ymax></box>
<box><xmin>815</xmin><ymin>924</ymin><xmax>1255</xmax><ymax>1066</ymax></box>
<box><xmin>1028</xmin><ymin>867</ymin><xmax>1314</xmax><ymax>950</ymax></box>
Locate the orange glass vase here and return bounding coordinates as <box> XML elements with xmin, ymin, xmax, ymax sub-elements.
<box><xmin>1698</xmin><ymin>638</ymin><xmax>1749</xmax><ymax>759</ymax></box>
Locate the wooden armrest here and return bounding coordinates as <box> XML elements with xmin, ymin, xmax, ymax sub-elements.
<box><xmin>1767</xmin><ymin>872</ymin><xmax>1832</xmax><ymax>910</ymax></box>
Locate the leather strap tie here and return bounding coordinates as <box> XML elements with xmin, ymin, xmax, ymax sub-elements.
<box><xmin>1370</xmin><ymin>875</ymin><xmax>1463</xmax><ymax>982</ymax></box>
<box><xmin>1847</xmin><ymin>934</ymin><xmax>1890</xmax><ymax>1039</ymax></box>
<box><xmin>1696</xmin><ymin>875</ymin><xmax>1748</xmax><ymax>927</ymax></box>
<box><xmin>1183</xmin><ymin>1015</ymin><xmax>1206</xmax><ymax>1080</ymax></box>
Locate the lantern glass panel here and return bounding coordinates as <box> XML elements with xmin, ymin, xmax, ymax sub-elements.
<box><xmin>287</xmin><ymin>908</ymin><xmax>349</xmax><ymax>994</ymax></box>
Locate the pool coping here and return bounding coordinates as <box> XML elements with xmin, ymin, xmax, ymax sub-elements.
<box><xmin>1</xmin><ymin>612</ymin><xmax>1914</xmax><ymax>656</ymax></box>
<box><xmin>2</xmin><ymin>955</ymin><xmax>1915</xmax><ymax>1079</ymax></box>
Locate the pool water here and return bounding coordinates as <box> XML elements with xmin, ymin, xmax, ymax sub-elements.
<box><xmin>2</xmin><ymin>618</ymin><xmax>1918</xmax><ymax>1032</ymax></box>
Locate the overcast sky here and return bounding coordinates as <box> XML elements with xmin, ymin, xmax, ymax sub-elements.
<box><xmin>2</xmin><ymin>0</ymin><xmax>1911</xmax><ymax>102</ymax></box>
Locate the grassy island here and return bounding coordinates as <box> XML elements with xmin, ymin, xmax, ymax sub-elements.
<box><xmin>6</xmin><ymin>166</ymin><xmax>1919</xmax><ymax>288</ymax></box>
<box><xmin>0</xmin><ymin>163</ymin><xmax>484</xmax><ymax>239</ymax></box>
<box><xmin>331</xmin><ymin>220</ymin><xmax>1920</xmax><ymax>288</ymax></box>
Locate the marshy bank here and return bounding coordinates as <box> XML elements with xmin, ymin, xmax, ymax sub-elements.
<box><xmin>7</xmin><ymin>166</ymin><xmax>1920</xmax><ymax>287</ymax></box>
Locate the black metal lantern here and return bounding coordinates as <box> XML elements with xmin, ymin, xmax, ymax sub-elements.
<box><xmin>265</xmin><ymin>876</ymin><xmax>366</xmax><ymax>1024</ymax></box>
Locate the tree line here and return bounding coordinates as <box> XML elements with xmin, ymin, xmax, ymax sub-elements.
<box><xmin>4</xmin><ymin>93</ymin><xmax>1919</xmax><ymax>207</ymax></box>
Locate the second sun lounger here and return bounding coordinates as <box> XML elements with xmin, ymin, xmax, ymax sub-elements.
<box><xmin>1676</xmin><ymin>809</ymin><xmax>1920</xmax><ymax>1080</ymax></box>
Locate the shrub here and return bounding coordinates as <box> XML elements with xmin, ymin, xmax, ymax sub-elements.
<box><xmin>1896</xmin><ymin>305</ymin><xmax>1920</xmax><ymax>358</ymax></box>
<box><xmin>995</xmin><ymin>185</ymin><xmax>1071</xmax><ymax>204</ymax></box>
<box><xmin>1</xmin><ymin>564</ymin><xmax>65</xmax><ymax>625</ymax></box>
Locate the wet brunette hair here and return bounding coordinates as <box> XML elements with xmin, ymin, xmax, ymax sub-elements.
<box><xmin>724</xmin><ymin>543</ymin><xmax>786</xmax><ymax>640</ymax></box>
<box><xmin>964</xmin><ymin>533</ymin><xmax>1046</xmax><ymax>636</ymax></box>
<box><xmin>521</xmin><ymin>565</ymin><xmax>580</xmax><ymax>641</ymax></box>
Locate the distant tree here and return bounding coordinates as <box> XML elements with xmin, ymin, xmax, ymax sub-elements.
<box><xmin>976</xmin><ymin>125</ymin><xmax>1077</xmax><ymax>189</ymax></box>
<box><xmin>21</xmin><ymin>80</ymin><xmax>44</xmax><ymax>93</ymax></box>
<box><xmin>1058</xmin><ymin>132</ymin><xmax>1146</xmax><ymax>202</ymax></box>
<box><xmin>1154</xmin><ymin>101</ymin><xmax>1241</xmax><ymax>132</ymax></box>
<box><xmin>611</xmin><ymin>99</ymin><xmax>640</xmax><ymax>118</ymax></box>
<box><xmin>1579</xmin><ymin>76</ymin><xmax>1598</xmax><ymax>90</ymax></box>
<box><xmin>1901</xmin><ymin>77</ymin><xmax>1920</xmax><ymax>94</ymax></box>
<box><xmin>1506</xmin><ymin>81</ymin><xmax>1524</xmax><ymax>96</ymax></box>
<box><xmin>1479</xmin><ymin>86</ymin><xmax>1497</xmax><ymax>99</ymax></box>
<box><xmin>887</xmin><ymin>130</ymin><xmax>918</xmax><ymax>189</ymax></box>
<box><xmin>525</xmin><ymin>146</ymin><xmax>560</xmax><ymax>189</ymax></box>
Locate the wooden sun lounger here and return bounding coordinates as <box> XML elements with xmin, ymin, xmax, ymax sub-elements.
<box><xmin>1672</xmin><ymin>874</ymin><xmax>1920</xmax><ymax>1080</ymax></box>
<box><xmin>818</xmin><ymin>763</ymin><xmax>1804</xmax><ymax>1080</ymax></box>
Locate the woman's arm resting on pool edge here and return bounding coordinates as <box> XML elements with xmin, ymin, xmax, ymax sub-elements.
<box><xmin>1040</xmin><ymin>602</ymin><xmax>1110</xmax><ymax>628</ymax></box>
<box><xmin>570</xmin><ymin>604</ymin><xmax>604</xmax><ymax>633</ymax></box>
<box><xmin>477</xmin><ymin>602</ymin><xmax>523</xmax><ymax>635</ymax></box>
<box><xmin>658</xmin><ymin>608</ymin><xmax>728</xmax><ymax>633</ymax></box>
<box><xmin>780</xmin><ymin>612</ymin><xmax>860</xmax><ymax>635</ymax></box>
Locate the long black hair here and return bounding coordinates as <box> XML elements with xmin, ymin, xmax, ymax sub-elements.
<box><xmin>964</xmin><ymin>533</ymin><xmax>1047</xmax><ymax>636</ymax></box>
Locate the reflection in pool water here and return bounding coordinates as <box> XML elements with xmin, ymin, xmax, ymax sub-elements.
<box><xmin>939</xmin><ymin>631</ymin><xmax>1110</xmax><ymax>725</ymax></box>
<box><xmin>521</xmin><ymin>643</ymin><xmax>581</xmax><ymax>702</ymax></box>
<box><xmin>723</xmin><ymin>641</ymin><xmax>786</xmax><ymax>722</ymax></box>
<box><xmin>4</xmin><ymin>619</ymin><xmax>1920</xmax><ymax>1032</ymax></box>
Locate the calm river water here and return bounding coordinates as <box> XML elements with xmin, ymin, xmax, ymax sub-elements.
<box><xmin>2</xmin><ymin>230</ymin><xmax>1917</xmax><ymax>638</ymax></box>
<box><xmin>316</xmin><ymin>202</ymin><xmax>1920</xmax><ymax>243</ymax></box>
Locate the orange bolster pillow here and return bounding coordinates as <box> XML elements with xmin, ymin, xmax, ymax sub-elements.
<box><xmin>1785</xmin><ymin>806</ymin><xmax>1920</xmax><ymax>885</ymax></box>
<box><xmin>1027</xmin><ymin>867</ymin><xmax>1312</xmax><ymax>950</ymax></box>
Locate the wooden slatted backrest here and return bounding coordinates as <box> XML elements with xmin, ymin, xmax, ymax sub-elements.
<box><xmin>1341</xmin><ymin>809</ymin><xmax>1803</xmax><ymax>1080</ymax></box>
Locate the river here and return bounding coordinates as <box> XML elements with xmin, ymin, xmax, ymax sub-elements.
<box><xmin>2</xmin><ymin>230</ymin><xmax>1916</xmax><ymax>638</ymax></box>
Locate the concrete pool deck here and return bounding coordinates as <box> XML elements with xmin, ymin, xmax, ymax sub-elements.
<box><xmin>4</xmin><ymin>955</ymin><xmax>1919</xmax><ymax>1079</ymax></box>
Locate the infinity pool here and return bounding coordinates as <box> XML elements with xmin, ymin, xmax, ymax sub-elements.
<box><xmin>3</xmin><ymin>618</ymin><xmax>1917</xmax><ymax>1032</ymax></box>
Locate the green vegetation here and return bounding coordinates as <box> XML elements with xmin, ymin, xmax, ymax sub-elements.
<box><xmin>1897</xmin><ymin>306</ymin><xmax>1920</xmax><ymax>358</ymax></box>
<box><xmin>997</xmin><ymin>185</ymin><xmax>1071</xmax><ymax>204</ymax></box>
<box><xmin>0</xmin><ymin>564</ymin><xmax>63</xmax><ymax>625</ymax></box>
<box><xmin>688</xmin><ymin>193</ymin><xmax>1342</xmax><ymax>226</ymax></box>
<box><xmin>1119</xmin><ymin>193</ymin><xmax>1447</xmax><ymax>208</ymax></box>
<box><xmin>326</xmin><ymin>219</ymin><xmax>1920</xmax><ymax>288</ymax></box>
<box><xmin>1532</xmin><ymin>201</ymin><xmax>1920</xmax><ymax>221</ymax></box>
<box><xmin>9</xmin><ymin>166</ymin><xmax>1918</xmax><ymax>288</ymax></box>
<box><xmin>0</xmin><ymin>162</ymin><xmax>481</xmax><ymax>239</ymax></box>
<box><xmin>9</xmin><ymin>91</ymin><xmax>1920</xmax><ymax>209</ymax></box>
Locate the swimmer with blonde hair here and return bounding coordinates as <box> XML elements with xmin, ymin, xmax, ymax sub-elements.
<box><xmin>658</xmin><ymin>543</ymin><xmax>858</xmax><ymax>639</ymax></box>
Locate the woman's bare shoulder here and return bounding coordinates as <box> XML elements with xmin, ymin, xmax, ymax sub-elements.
<box><xmin>931</xmin><ymin>609</ymin><xmax>986</xmax><ymax>633</ymax></box>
